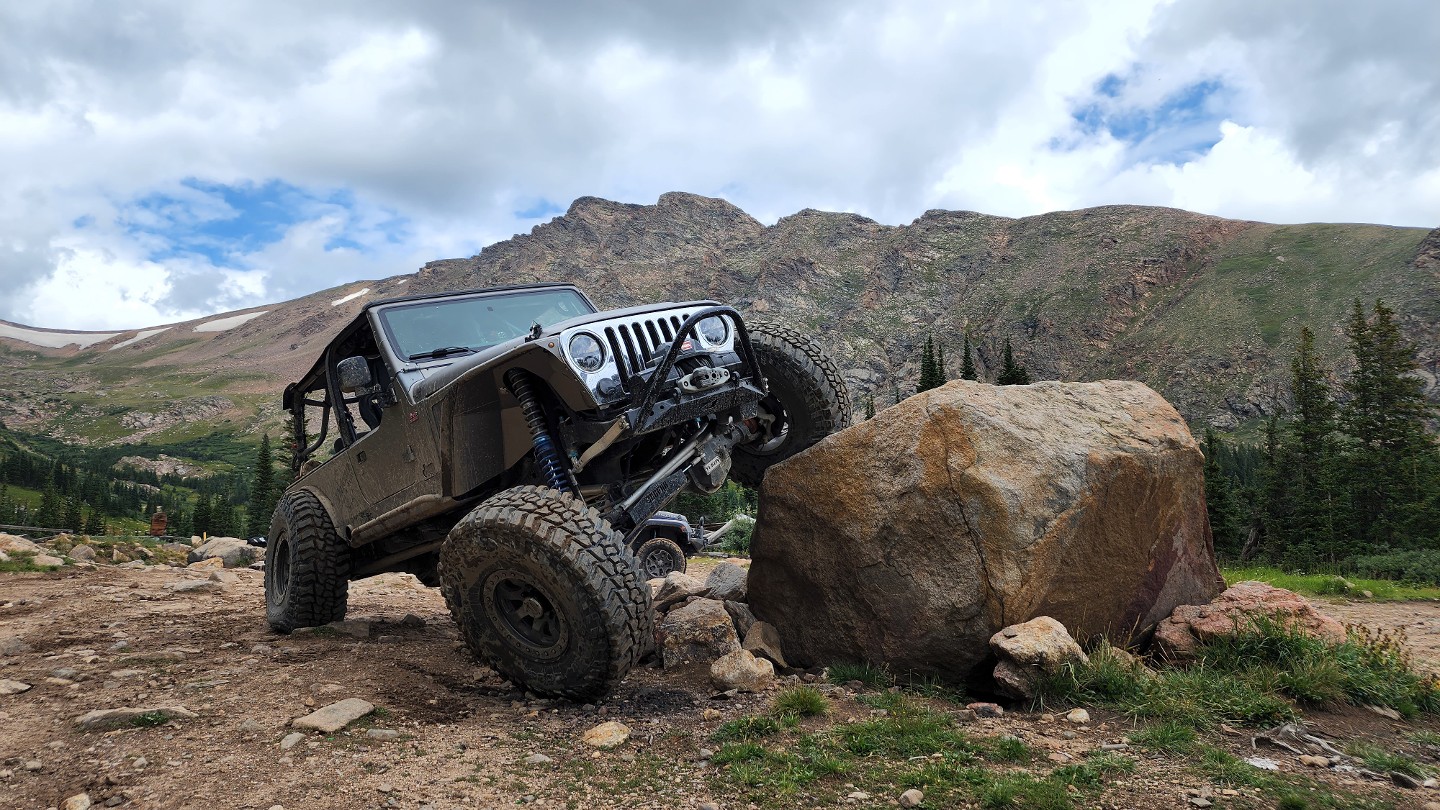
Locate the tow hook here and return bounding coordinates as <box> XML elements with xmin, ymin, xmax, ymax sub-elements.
<box><xmin>678</xmin><ymin>367</ymin><xmax>731</xmax><ymax>394</ymax></box>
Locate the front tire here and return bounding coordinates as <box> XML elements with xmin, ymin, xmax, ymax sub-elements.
<box><xmin>634</xmin><ymin>535</ymin><xmax>687</xmax><ymax>579</ymax></box>
<box><xmin>265</xmin><ymin>490</ymin><xmax>349</xmax><ymax>632</ymax></box>
<box><xmin>438</xmin><ymin>486</ymin><xmax>653</xmax><ymax>700</ymax></box>
<box><xmin>731</xmin><ymin>319</ymin><xmax>852</xmax><ymax>487</ymax></box>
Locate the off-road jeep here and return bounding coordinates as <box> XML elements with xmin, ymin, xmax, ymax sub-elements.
<box><xmin>266</xmin><ymin>283</ymin><xmax>849</xmax><ymax>699</ymax></box>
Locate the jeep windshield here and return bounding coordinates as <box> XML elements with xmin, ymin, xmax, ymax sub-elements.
<box><xmin>379</xmin><ymin>288</ymin><xmax>595</xmax><ymax>361</ymax></box>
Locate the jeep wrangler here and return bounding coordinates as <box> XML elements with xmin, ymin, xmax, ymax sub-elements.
<box><xmin>266</xmin><ymin>283</ymin><xmax>849</xmax><ymax>699</ymax></box>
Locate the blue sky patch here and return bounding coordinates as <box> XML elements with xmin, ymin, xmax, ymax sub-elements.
<box><xmin>116</xmin><ymin>178</ymin><xmax>409</xmax><ymax>266</ymax></box>
<box><xmin>513</xmin><ymin>198</ymin><xmax>563</xmax><ymax>220</ymax></box>
<box><xmin>1066</xmin><ymin>77</ymin><xmax>1229</xmax><ymax>164</ymax></box>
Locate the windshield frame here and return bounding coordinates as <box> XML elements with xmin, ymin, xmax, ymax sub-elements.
<box><xmin>373</xmin><ymin>286</ymin><xmax>597</xmax><ymax>365</ymax></box>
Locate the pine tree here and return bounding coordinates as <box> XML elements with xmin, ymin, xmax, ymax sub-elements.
<box><xmin>83</xmin><ymin>506</ymin><xmax>105</xmax><ymax>536</ymax></box>
<box><xmin>891</xmin><ymin>381</ymin><xmax>903</xmax><ymax>406</ymax></box>
<box><xmin>916</xmin><ymin>336</ymin><xmax>945</xmax><ymax>393</ymax></box>
<box><xmin>1202</xmin><ymin>429</ymin><xmax>1244</xmax><ymax>558</ymax></box>
<box><xmin>936</xmin><ymin>343</ymin><xmax>948</xmax><ymax>383</ymax></box>
<box><xmin>960</xmin><ymin>334</ymin><xmax>978</xmax><ymax>380</ymax></box>
<box><xmin>193</xmin><ymin>494</ymin><xmax>212</xmax><ymax>537</ymax></box>
<box><xmin>1339</xmin><ymin>299</ymin><xmax>1439</xmax><ymax>548</ymax></box>
<box><xmin>35</xmin><ymin>485</ymin><xmax>62</xmax><ymax>528</ymax></box>
<box><xmin>864</xmin><ymin>396</ymin><xmax>876</xmax><ymax>420</ymax></box>
<box><xmin>1279</xmin><ymin>326</ymin><xmax>1344</xmax><ymax>564</ymax></box>
<box><xmin>246</xmin><ymin>434</ymin><xmax>276</xmax><ymax>537</ymax></box>
<box><xmin>62</xmin><ymin>496</ymin><xmax>82</xmax><ymax>533</ymax></box>
<box><xmin>996</xmin><ymin>338</ymin><xmax>1031</xmax><ymax>385</ymax></box>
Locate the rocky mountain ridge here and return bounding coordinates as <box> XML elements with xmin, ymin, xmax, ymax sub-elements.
<box><xmin>1</xmin><ymin>192</ymin><xmax>1436</xmax><ymax>453</ymax></box>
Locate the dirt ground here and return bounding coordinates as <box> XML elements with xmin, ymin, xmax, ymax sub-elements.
<box><xmin>1320</xmin><ymin>599</ymin><xmax>1440</xmax><ymax>674</ymax></box>
<box><xmin>3</xmin><ymin>563</ymin><xmax>1440</xmax><ymax>810</ymax></box>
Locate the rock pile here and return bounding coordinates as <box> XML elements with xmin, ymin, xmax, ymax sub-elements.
<box><xmin>651</xmin><ymin>561</ymin><xmax>779</xmax><ymax>692</ymax></box>
<box><xmin>749</xmin><ymin>379</ymin><xmax>1225</xmax><ymax>680</ymax></box>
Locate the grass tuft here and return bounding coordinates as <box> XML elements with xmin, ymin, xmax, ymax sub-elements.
<box><xmin>772</xmin><ymin>686</ymin><xmax>829</xmax><ymax>720</ymax></box>
<box><xmin>826</xmin><ymin>662</ymin><xmax>891</xmax><ymax>688</ymax></box>
<box><xmin>713</xmin><ymin>715</ymin><xmax>780</xmax><ymax>742</ymax></box>
<box><xmin>1130</xmin><ymin>720</ymin><xmax>1198</xmax><ymax>754</ymax></box>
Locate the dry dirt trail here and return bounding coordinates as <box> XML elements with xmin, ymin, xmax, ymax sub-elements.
<box><xmin>1319</xmin><ymin>599</ymin><xmax>1440</xmax><ymax>673</ymax></box>
<box><xmin>3</xmin><ymin>563</ymin><xmax>1439</xmax><ymax>810</ymax></box>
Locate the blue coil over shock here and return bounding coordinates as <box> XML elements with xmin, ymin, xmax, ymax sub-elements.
<box><xmin>505</xmin><ymin>369</ymin><xmax>578</xmax><ymax>495</ymax></box>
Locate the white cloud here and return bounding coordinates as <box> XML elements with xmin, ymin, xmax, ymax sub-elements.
<box><xmin>0</xmin><ymin>0</ymin><xmax>1435</xmax><ymax>330</ymax></box>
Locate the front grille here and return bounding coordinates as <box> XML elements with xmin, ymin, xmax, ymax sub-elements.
<box><xmin>603</xmin><ymin>313</ymin><xmax>690</xmax><ymax>390</ymax></box>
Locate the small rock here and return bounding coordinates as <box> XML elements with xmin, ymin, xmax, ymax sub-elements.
<box><xmin>108</xmin><ymin>640</ymin><xmax>131</xmax><ymax>652</ymax></box>
<box><xmin>69</xmin><ymin>545</ymin><xmax>97</xmax><ymax>562</ymax></box>
<box><xmin>1189</xmin><ymin>799</ymin><xmax>1212</xmax><ymax>808</ymax></box>
<box><xmin>365</xmin><ymin>728</ymin><xmax>400</xmax><ymax>741</ymax></box>
<box><xmin>967</xmin><ymin>702</ymin><xmax>1003</xmax><ymax>718</ymax></box>
<box><xmin>61</xmin><ymin>793</ymin><xmax>92</xmax><ymax>810</ymax></box>
<box><xmin>1100</xmin><ymin>743</ymin><xmax>1128</xmax><ymax>751</ymax></box>
<box><xmin>898</xmin><ymin>788</ymin><xmax>924</xmax><ymax>808</ymax></box>
<box><xmin>741</xmin><ymin>621</ymin><xmax>789</xmax><ymax>669</ymax></box>
<box><xmin>0</xmin><ymin>679</ymin><xmax>33</xmax><ymax>695</ymax></box>
<box><xmin>239</xmin><ymin>719</ymin><xmax>264</xmax><ymax>734</ymax></box>
<box><xmin>1366</xmin><ymin>704</ymin><xmax>1403</xmax><ymax>721</ymax></box>
<box><xmin>51</xmin><ymin>667</ymin><xmax>80</xmax><ymax>680</ymax></box>
<box><xmin>0</xmin><ymin>635</ymin><xmax>31</xmax><ymax>656</ymax></box>
<box><xmin>376</xmin><ymin>783</ymin><xmax>393</xmax><ymax>794</ymax></box>
<box><xmin>1360</xmin><ymin>590</ymin><xmax>1374</xmax><ymax>598</ymax></box>
<box><xmin>186</xmin><ymin>556</ymin><xmax>226</xmax><ymax>571</ymax></box>
<box><xmin>327</xmin><ymin>620</ymin><xmax>372</xmax><ymax>639</ymax></box>
<box><xmin>167</xmin><ymin>579</ymin><xmax>220</xmax><ymax>593</ymax></box>
<box><xmin>291</xmin><ymin>698</ymin><xmax>375</xmax><ymax>733</ymax></box>
<box><xmin>697</xmin><ymin>804</ymin><xmax>720</xmax><ymax>810</ymax></box>
<box><xmin>581</xmin><ymin>720</ymin><xmax>631</xmax><ymax>749</ymax></box>
<box><xmin>724</xmin><ymin>600</ymin><xmax>757</xmax><ymax>638</ymax></box>
<box><xmin>653</xmin><ymin>571</ymin><xmax>711</xmax><ymax>611</ymax></box>
<box><xmin>33</xmin><ymin>553</ymin><xmax>65</xmax><ymax>567</ymax></box>
<box><xmin>705</xmin><ymin>561</ymin><xmax>749</xmax><ymax>602</ymax></box>
<box><xmin>1244</xmin><ymin>757</ymin><xmax>1279</xmax><ymax>770</ymax></box>
<box><xmin>23</xmin><ymin>760</ymin><xmax>42</xmax><ymax>771</ymax></box>
<box><xmin>702</xmin><ymin>708</ymin><xmax>722</xmax><ymax>721</ymax></box>
<box><xmin>710</xmin><ymin>649</ymin><xmax>775</xmax><ymax>692</ymax></box>
<box><xmin>1299</xmin><ymin>754</ymin><xmax>1330</xmax><ymax>767</ymax></box>
<box><xmin>1392</xmin><ymin>771</ymin><xmax>1421</xmax><ymax>789</ymax></box>
<box><xmin>280</xmin><ymin>732</ymin><xmax>305</xmax><ymax>750</ymax></box>
<box><xmin>847</xmin><ymin>792</ymin><xmax>872</xmax><ymax>801</ymax></box>
<box><xmin>524</xmin><ymin>753</ymin><xmax>553</xmax><ymax>765</ymax></box>
<box><xmin>133</xmin><ymin>757</ymin><xmax>148</xmax><ymax>768</ymax></box>
<box><xmin>74</xmin><ymin>705</ymin><xmax>197</xmax><ymax>730</ymax></box>
<box><xmin>1065</xmin><ymin>708</ymin><xmax>1090</xmax><ymax>724</ymax></box>
<box><xmin>400</xmin><ymin>613</ymin><xmax>426</xmax><ymax>628</ymax></box>
<box><xmin>208</xmin><ymin>570</ymin><xmax>239</xmax><ymax>584</ymax></box>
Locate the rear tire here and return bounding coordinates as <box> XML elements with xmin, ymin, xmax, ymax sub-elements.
<box><xmin>731</xmin><ymin>319</ymin><xmax>852</xmax><ymax>487</ymax></box>
<box><xmin>634</xmin><ymin>535</ymin><xmax>687</xmax><ymax>579</ymax></box>
<box><xmin>265</xmin><ymin>490</ymin><xmax>349</xmax><ymax>632</ymax></box>
<box><xmin>438</xmin><ymin>485</ymin><xmax>653</xmax><ymax>700</ymax></box>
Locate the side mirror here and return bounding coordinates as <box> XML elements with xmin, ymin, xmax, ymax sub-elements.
<box><xmin>337</xmin><ymin>356</ymin><xmax>373</xmax><ymax>393</ymax></box>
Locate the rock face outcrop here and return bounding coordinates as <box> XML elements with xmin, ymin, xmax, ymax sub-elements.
<box><xmin>1153</xmin><ymin>580</ymin><xmax>1347</xmax><ymax>660</ymax></box>
<box><xmin>748</xmin><ymin>379</ymin><xmax>1224</xmax><ymax>680</ymax></box>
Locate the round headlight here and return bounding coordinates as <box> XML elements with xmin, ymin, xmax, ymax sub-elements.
<box><xmin>568</xmin><ymin>333</ymin><xmax>605</xmax><ymax>372</ymax></box>
<box><xmin>697</xmin><ymin>315</ymin><xmax>729</xmax><ymax>346</ymax></box>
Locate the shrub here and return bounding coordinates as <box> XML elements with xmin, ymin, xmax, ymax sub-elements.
<box><xmin>1350</xmin><ymin>549</ymin><xmax>1440</xmax><ymax>585</ymax></box>
<box><xmin>772</xmin><ymin>686</ymin><xmax>829</xmax><ymax>719</ymax></box>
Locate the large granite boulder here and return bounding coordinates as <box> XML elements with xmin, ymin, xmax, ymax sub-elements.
<box><xmin>748</xmin><ymin>379</ymin><xmax>1223</xmax><ymax>681</ymax></box>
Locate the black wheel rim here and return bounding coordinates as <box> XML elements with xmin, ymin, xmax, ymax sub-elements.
<box><xmin>269</xmin><ymin>533</ymin><xmax>291</xmax><ymax>604</ymax></box>
<box><xmin>641</xmin><ymin>547</ymin><xmax>675</xmax><ymax>578</ymax></box>
<box><xmin>483</xmin><ymin>570</ymin><xmax>569</xmax><ymax>659</ymax></box>
<box><xmin>749</xmin><ymin>396</ymin><xmax>791</xmax><ymax>454</ymax></box>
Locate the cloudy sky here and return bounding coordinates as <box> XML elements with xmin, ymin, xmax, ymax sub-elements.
<box><xmin>2</xmin><ymin>0</ymin><xmax>1437</xmax><ymax>330</ymax></box>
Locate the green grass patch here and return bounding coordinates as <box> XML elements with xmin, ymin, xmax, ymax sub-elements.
<box><xmin>1223</xmin><ymin>565</ymin><xmax>1440</xmax><ymax>601</ymax></box>
<box><xmin>710</xmin><ymin>694</ymin><xmax>1139</xmax><ymax>809</ymax></box>
<box><xmin>1129</xmin><ymin>720</ymin><xmax>1198</xmax><ymax>754</ymax></box>
<box><xmin>1345</xmin><ymin>741</ymin><xmax>1428</xmax><ymax>777</ymax></box>
<box><xmin>130</xmin><ymin>711</ymin><xmax>172</xmax><ymax>728</ymax></box>
<box><xmin>1041</xmin><ymin>619</ymin><xmax>1440</xmax><ymax>729</ymax></box>
<box><xmin>771</xmin><ymin>686</ymin><xmax>829</xmax><ymax>720</ymax></box>
<box><xmin>826</xmin><ymin>662</ymin><xmax>891</xmax><ymax>688</ymax></box>
<box><xmin>0</xmin><ymin>550</ymin><xmax>64</xmax><ymax>573</ymax></box>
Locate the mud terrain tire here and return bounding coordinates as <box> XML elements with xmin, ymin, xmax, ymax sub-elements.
<box><xmin>634</xmin><ymin>535</ymin><xmax>687</xmax><ymax>579</ymax></box>
<box><xmin>731</xmin><ymin>319</ymin><xmax>852</xmax><ymax>487</ymax></box>
<box><xmin>265</xmin><ymin>490</ymin><xmax>349</xmax><ymax>632</ymax></box>
<box><xmin>438</xmin><ymin>485</ymin><xmax>653</xmax><ymax>700</ymax></box>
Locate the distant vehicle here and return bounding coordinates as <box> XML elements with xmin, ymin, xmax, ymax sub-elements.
<box><xmin>263</xmin><ymin>283</ymin><xmax>850</xmax><ymax>699</ymax></box>
<box><xmin>629</xmin><ymin>511</ymin><xmax>708</xmax><ymax>579</ymax></box>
